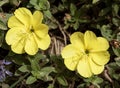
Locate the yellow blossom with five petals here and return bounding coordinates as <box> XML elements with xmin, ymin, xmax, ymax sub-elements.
<box><xmin>5</xmin><ymin>7</ymin><xmax>51</xmax><ymax>55</ymax></box>
<box><xmin>61</xmin><ymin>31</ymin><xmax>110</xmax><ymax>78</ymax></box>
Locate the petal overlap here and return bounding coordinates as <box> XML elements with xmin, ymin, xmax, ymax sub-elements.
<box><xmin>61</xmin><ymin>30</ymin><xmax>110</xmax><ymax>78</ymax></box>
<box><xmin>5</xmin><ymin>7</ymin><xmax>50</xmax><ymax>55</ymax></box>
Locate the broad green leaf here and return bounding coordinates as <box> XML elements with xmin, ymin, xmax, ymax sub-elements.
<box><xmin>112</xmin><ymin>4</ymin><xmax>119</xmax><ymax>16</ymax></box>
<box><xmin>0</xmin><ymin>0</ymin><xmax>9</xmax><ymax>6</ymax></box>
<box><xmin>58</xmin><ymin>3</ymin><xmax>65</xmax><ymax>11</ymax></box>
<box><xmin>113</xmin><ymin>74</ymin><xmax>120</xmax><ymax>80</ymax></box>
<box><xmin>9</xmin><ymin>0</ymin><xmax>21</xmax><ymax>6</ymax></box>
<box><xmin>112</xmin><ymin>47</ymin><xmax>120</xmax><ymax>56</ymax></box>
<box><xmin>112</xmin><ymin>18</ymin><xmax>120</xmax><ymax>26</ymax></box>
<box><xmin>0</xmin><ymin>20</ymin><xmax>7</xmax><ymax>30</ymax></box>
<box><xmin>29</xmin><ymin>0</ymin><xmax>37</xmax><ymax>5</ymax></box>
<box><xmin>83</xmin><ymin>76</ymin><xmax>103</xmax><ymax>84</ymax></box>
<box><xmin>92</xmin><ymin>76</ymin><xmax>103</xmax><ymax>84</ymax></box>
<box><xmin>47</xmin><ymin>84</ymin><xmax>54</xmax><ymax>88</ymax></box>
<box><xmin>77</xmin><ymin>83</ymin><xmax>86</xmax><ymax>88</ymax></box>
<box><xmin>31</xmin><ymin>70</ymin><xmax>53</xmax><ymax>81</ymax></box>
<box><xmin>57</xmin><ymin>76</ymin><xmax>68</xmax><ymax>86</ymax></box>
<box><xmin>11</xmin><ymin>55</ymin><xmax>30</xmax><ymax>65</ymax></box>
<box><xmin>14</xmin><ymin>70</ymin><xmax>22</xmax><ymax>76</ymax></box>
<box><xmin>28</xmin><ymin>53</ymin><xmax>44</xmax><ymax>71</ymax></box>
<box><xmin>92</xmin><ymin>0</ymin><xmax>99</xmax><ymax>4</ymax></box>
<box><xmin>101</xmin><ymin>25</ymin><xmax>113</xmax><ymax>41</ymax></box>
<box><xmin>38</xmin><ymin>0</ymin><xmax>50</xmax><ymax>10</ymax></box>
<box><xmin>36</xmin><ymin>67</ymin><xmax>56</xmax><ymax>78</ymax></box>
<box><xmin>44</xmin><ymin>10</ymin><xmax>53</xmax><ymax>19</ymax></box>
<box><xmin>29</xmin><ymin>59</ymin><xmax>40</xmax><ymax>71</ymax></box>
<box><xmin>29</xmin><ymin>0</ymin><xmax>50</xmax><ymax>10</ymax></box>
<box><xmin>26</xmin><ymin>76</ymin><xmax>37</xmax><ymax>84</ymax></box>
<box><xmin>117</xmin><ymin>33</ymin><xmax>120</xmax><ymax>41</ymax></box>
<box><xmin>115</xmin><ymin>57</ymin><xmax>120</xmax><ymax>66</ymax></box>
<box><xmin>99</xmin><ymin>7</ymin><xmax>110</xmax><ymax>16</ymax></box>
<box><xmin>113</xmin><ymin>81</ymin><xmax>120</xmax><ymax>88</ymax></box>
<box><xmin>18</xmin><ymin>65</ymin><xmax>31</xmax><ymax>72</ymax></box>
<box><xmin>73</xmin><ymin>21</ymin><xmax>79</xmax><ymax>30</ymax></box>
<box><xmin>70</xmin><ymin>3</ymin><xmax>77</xmax><ymax>16</ymax></box>
<box><xmin>31</xmin><ymin>67</ymin><xmax>56</xmax><ymax>81</ymax></box>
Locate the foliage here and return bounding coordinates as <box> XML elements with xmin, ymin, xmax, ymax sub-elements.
<box><xmin>0</xmin><ymin>0</ymin><xmax>120</xmax><ymax>88</ymax></box>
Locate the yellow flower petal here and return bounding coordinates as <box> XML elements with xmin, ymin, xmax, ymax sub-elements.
<box><xmin>90</xmin><ymin>51</ymin><xmax>110</xmax><ymax>65</ymax></box>
<box><xmin>14</xmin><ymin>7</ymin><xmax>32</xmax><ymax>27</ymax></box>
<box><xmin>33</xmin><ymin>11</ymin><xmax>43</xmax><ymax>26</ymax></box>
<box><xmin>89</xmin><ymin>58</ymin><xmax>104</xmax><ymax>74</ymax></box>
<box><xmin>77</xmin><ymin>55</ymin><xmax>92</xmax><ymax>78</ymax></box>
<box><xmin>91</xmin><ymin>37</ymin><xmax>109</xmax><ymax>52</ymax></box>
<box><xmin>84</xmin><ymin>31</ymin><xmax>109</xmax><ymax>52</ymax></box>
<box><xmin>70</xmin><ymin>32</ymin><xmax>85</xmax><ymax>52</ymax></box>
<box><xmin>34</xmin><ymin>34</ymin><xmax>51</xmax><ymax>50</ymax></box>
<box><xmin>8</xmin><ymin>16</ymin><xmax>23</xmax><ymax>28</ymax></box>
<box><xmin>25</xmin><ymin>33</ymin><xmax>38</xmax><ymax>55</ymax></box>
<box><xmin>61</xmin><ymin>44</ymin><xmax>82</xmax><ymax>58</ymax></box>
<box><xmin>34</xmin><ymin>24</ymin><xmax>49</xmax><ymax>38</ymax></box>
<box><xmin>84</xmin><ymin>31</ymin><xmax>97</xmax><ymax>50</ymax></box>
<box><xmin>11</xmin><ymin>38</ymin><xmax>25</xmax><ymax>54</ymax></box>
<box><xmin>64</xmin><ymin>57</ymin><xmax>80</xmax><ymax>71</ymax></box>
<box><xmin>5</xmin><ymin>27</ymin><xmax>25</xmax><ymax>45</ymax></box>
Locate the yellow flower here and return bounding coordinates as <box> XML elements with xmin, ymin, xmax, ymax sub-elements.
<box><xmin>61</xmin><ymin>31</ymin><xmax>110</xmax><ymax>78</ymax></box>
<box><xmin>5</xmin><ymin>7</ymin><xmax>51</xmax><ymax>55</ymax></box>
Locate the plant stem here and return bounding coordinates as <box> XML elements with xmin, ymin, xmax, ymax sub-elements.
<box><xmin>9</xmin><ymin>72</ymin><xmax>30</xmax><ymax>88</ymax></box>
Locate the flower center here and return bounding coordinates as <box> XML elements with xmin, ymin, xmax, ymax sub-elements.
<box><xmin>30</xmin><ymin>26</ymin><xmax>34</xmax><ymax>32</ymax></box>
<box><xmin>85</xmin><ymin>49</ymin><xmax>89</xmax><ymax>54</ymax></box>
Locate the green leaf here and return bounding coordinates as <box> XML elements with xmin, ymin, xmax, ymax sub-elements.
<box><xmin>113</xmin><ymin>81</ymin><xmax>120</xmax><ymax>88</ymax></box>
<box><xmin>112</xmin><ymin>4</ymin><xmax>119</xmax><ymax>16</ymax></box>
<box><xmin>117</xmin><ymin>33</ymin><xmax>120</xmax><ymax>41</ymax></box>
<box><xmin>92</xmin><ymin>76</ymin><xmax>103</xmax><ymax>84</ymax></box>
<box><xmin>28</xmin><ymin>53</ymin><xmax>44</xmax><ymax>71</ymax></box>
<box><xmin>31</xmin><ymin>67</ymin><xmax>56</xmax><ymax>81</ymax></box>
<box><xmin>99</xmin><ymin>7</ymin><xmax>111</xmax><ymax>16</ymax></box>
<box><xmin>44</xmin><ymin>10</ymin><xmax>53</xmax><ymax>19</ymax></box>
<box><xmin>73</xmin><ymin>21</ymin><xmax>79</xmax><ymax>30</ymax></box>
<box><xmin>0</xmin><ymin>0</ymin><xmax>9</xmax><ymax>6</ymax></box>
<box><xmin>115</xmin><ymin>57</ymin><xmax>120</xmax><ymax>66</ymax></box>
<box><xmin>112</xmin><ymin>47</ymin><xmax>120</xmax><ymax>56</ymax></box>
<box><xmin>29</xmin><ymin>0</ymin><xmax>50</xmax><ymax>10</ymax></box>
<box><xmin>101</xmin><ymin>25</ymin><xmax>113</xmax><ymax>41</ymax></box>
<box><xmin>0</xmin><ymin>30</ymin><xmax>4</xmax><ymax>47</ymax></box>
<box><xmin>9</xmin><ymin>0</ymin><xmax>21</xmax><ymax>6</ymax></box>
<box><xmin>113</xmin><ymin>74</ymin><xmax>120</xmax><ymax>80</ymax></box>
<box><xmin>57</xmin><ymin>76</ymin><xmax>68</xmax><ymax>86</ymax></box>
<box><xmin>40</xmin><ymin>67</ymin><xmax>56</xmax><ymax>75</ymax></box>
<box><xmin>29</xmin><ymin>0</ymin><xmax>37</xmax><ymax>6</ymax></box>
<box><xmin>14</xmin><ymin>70</ymin><xmax>22</xmax><ymax>76</ymax></box>
<box><xmin>31</xmin><ymin>70</ymin><xmax>53</xmax><ymax>81</ymax></box>
<box><xmin>37</xmin><ymin>67</ymin><xmax>56</xmax><ymax>78</ymax></box>
<box><xmin>0</xmin><ymin>20</ymin><xmax>7</xmax><ymax>30</ymax></box>
<box><xmin>38</xmin><ymin>0</ymin><xmax>50</xmax><ymax>10</ymax></box>
<box><xmin>29</xmin><ymin>59</ymin><xmax>40</xmax><ymax>71</ymax></box>
<box><xmin>77</xmin><ymin>83</ymin><xmax>86</xmax><ymax>88</ymax></box>
<box><xmin>18</xmin><ymin>65</ymin><xmax>31</xmax><ymax>73</ymax></box>
<box><xmin>58</xmin><ymin>3</ymin><xmax>65</xmax><ymax>11</ymax></box>
<box><xmin>112</xmin><ymin>18</ymin><xmax>120</xmax><ymax>26</ymax></box>
<box><xmin>47</xmin><ymin>84</ymin><xmax>54</xmax><ymax>88</ymax></box>
<box><xmin>26</xmin><ymin>76</ymin><xmax>37</xmax><ymax>84</ymax></box>
<box><xmin>70</xmin><ymin>3</ymin><xmax>77</xmax><ymax>16</ymax></box>
<box><xmin>11</xmin><ymin>55</ymin><xmax>30</xmax><ymax>65</ymax></box>
<box><xmin>92</xmin><ymin>0</ymin><xmax>99</xmax><ymax>4</ymax></box>
<box><xmin>83</xmin><ymin>76</ymin><xmax>103</xmax><ymax>85</ymax></box>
